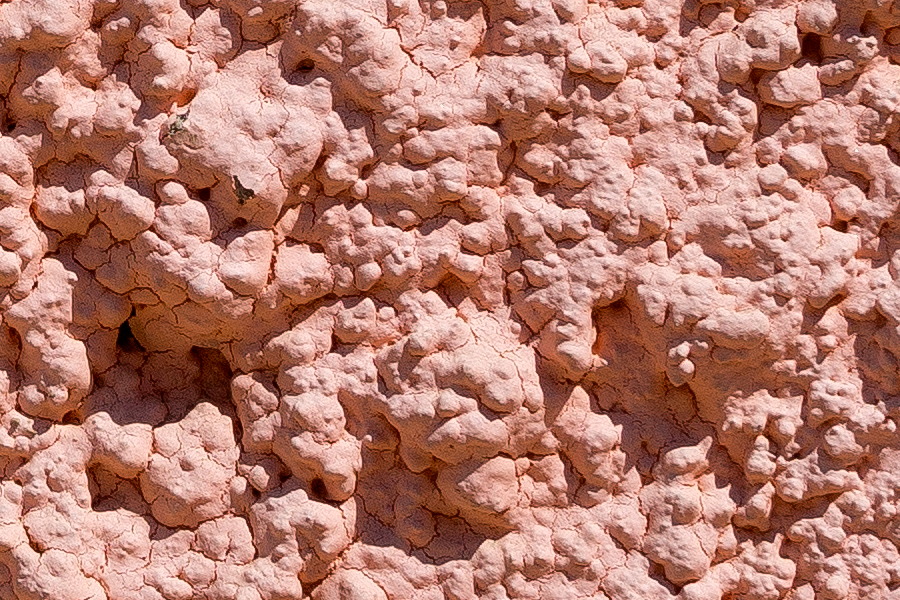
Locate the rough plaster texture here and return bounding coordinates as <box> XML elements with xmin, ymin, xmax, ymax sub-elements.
<box><xmin>0</xmin><ymin>0</ymin><xmax>899</xmax><ymax>598</ymax></box>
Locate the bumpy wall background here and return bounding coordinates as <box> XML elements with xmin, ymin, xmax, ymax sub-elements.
<box><xmin>0</xmin><ymin>0</ymin><xmax>898</xmax><ymax>598</ymax></box>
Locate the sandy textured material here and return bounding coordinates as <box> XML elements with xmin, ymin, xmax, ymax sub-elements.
<box><xmin>0</xmin><ymin>0</ymin><xmax>899</xmax><ymax>598</ymax></box>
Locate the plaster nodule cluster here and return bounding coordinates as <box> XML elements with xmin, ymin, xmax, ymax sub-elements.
<box><xmin>0</xmin><ymin>0</ymin><xmax>900</xmax><ymax>598</ymax></box>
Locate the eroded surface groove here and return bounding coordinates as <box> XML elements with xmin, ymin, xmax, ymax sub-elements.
<box><xmin>0</xmin><ymin>0</ymin><xmax>899</xmax><ymax>598</ymax></box>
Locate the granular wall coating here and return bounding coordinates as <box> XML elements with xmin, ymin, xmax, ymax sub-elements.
<box><xmin>0</xmin><ymin>0</ymin><xmax>899</xmax><ymax>598</ymax></box>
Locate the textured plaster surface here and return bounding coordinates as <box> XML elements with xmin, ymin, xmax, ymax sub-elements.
<box><xmin>0</xmin><ymin>0</ymin><xmax>899</xmax><ymax>598</ymax></box>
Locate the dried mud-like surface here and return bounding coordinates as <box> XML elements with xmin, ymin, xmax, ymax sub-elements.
<box><xmin>0</xmin><ymin>0</ymin><xmax>900</xmax><ymax>598</ymax></box>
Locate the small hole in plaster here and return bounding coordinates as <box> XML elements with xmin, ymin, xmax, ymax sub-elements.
<box><xmin>606</xmin><ymin>297</ymin><xmax>627</xmax><ymax>311</ymax></box>
<box><xmin>533</xmin><ymin>181</ymin><xmax>553</xmax><ymax>196</ymax></box>
<box><xmin>296</xmin><ymin>59</ymin><xmax>315</xmax><ymax>73</ymax></box>
<box><xmin>861</xmin><ymin>11</ymin><xmax>880</xmax><ymax>38</ymax></box>
<box><xmin>62</xmin><ymin>411</ymin><xmax>82</xmax><ymax>425</ymax></box>
<box><xmin>310</xmin><ymin>478</ymin><xmax>328</xmax><ymax>500</ymax></box>
<box><xmin>359</xmin><ymin>162</ymin><xmax>375</xmax><ymax>179</ymax></box>
<box><xmin>4</xmin><ymin>120</ymin><xmax>15</xmax><ymax>133</ymax></box>
<box><xmin>800</xmin><ymin>33</ymin><xmax>823</xmax><ymax>64</ymax></box>
<box><xmin>546</xmin><ymin>108</ymin><xmax>565</xmax><ymax>121</ymax></box>
<box><xmin>232</xmin><ymin>217</ymin><xmax>248</xmax><ymax>228</ymax></box>
<box><xmin>117</xmin><ymin>318</ymin><xmax>145</xmax><ymax>353</ymax></box>
<box><xmin>197</xmin><ymin>188</ymin><xmax>211</xmax><ymax>202</ymax></box>
<box><xmin>832</xmin><ymin>219</ymin><xmax>849</xmax><ymax>233</ymax></box>
<box><xmin>189</xmin><ymin>346</ymin><xmax>234</xmax><ymax>409</ymax></box>
<box><xmin>6</xmin><ymin>327</ymin><xmax>20</xmax><ymax>350</ymax></box>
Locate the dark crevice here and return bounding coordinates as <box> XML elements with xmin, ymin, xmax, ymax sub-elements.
<box><xmin>231</xmin><ymin>411</ymin><xmax>244</xmax><ymax>448</ymax></box>
<box><xmin>533</xmin><ymin>181</ymin><xmax>554</xmax><ymax>196</ymax></box>
<box><xmin>647</xmin><ymin>561</ymin><xmax>682</xmax><ymax>595</ymax></box>
<box><xmin>359</xmin><ymin>161</ymin><xmax>376</xmax><ymax>180</ymax></box>
<box><xmin>27</xmin><ymin>536</ymin><xmax>42</xmax><ymax>553</ymax></box>
<box><xmin>749</xmin><ymin>68</ymin><xmax>765</xmax><ymax>86</ymax></box>
<box><xmin>87</xmin><ymin>465</ymin><xmax>146</xmax><ymax>514</ymax></box>
<box><xmin>62</xmin><ymin>410</ymin><xmax>82</xmax><ymax>425</ymax></box>
<box><xmin>309</xmin><ymin>477</ymin><xmax>328</xmax><ymax>500</ymax></box>
<box><xmin>330</xmin><ymin>332</ymin><xmax>351</xmax><ymax>356</ymax></box>
<box><xmin>800</xmin><ymin>33</ymin><xmax>824</xmax><ymax>64</ymax></box>
<box><xmin>188</xmin><ymin>346</ymin><xmax>243</xmax><ymax>444</ymax></box>
<box><xmin>546</xmin><ymin>108</ymin><xmax>565</xmax><ymax>121</ymax></box>
<box><xmin>117</xmin><ymin>314</ymin><xmax>146</xmax><ymax>353</ymax></box>
<box><xmin>431</xmin><ymin>273</ymin><xmax>468</xmax><ymax>309</ymax></box>
<box><xmin>692</xmin><ymin>109</ymin><xmax>713</xmax><ymax>126</ymax></box>
<box><xmin>860</xmin><ymin>11</ymin><xmax>881</xmax><ymax>39</ymax></box>
<box><xmin>6</xmin><ymin>326</ymin><xmax>21</xmax><ymax>352</ymax></box>
<box><xmin>190</xmin><ymin>346</ymin><xmax>234</xmax><ymax>409</ymax></box>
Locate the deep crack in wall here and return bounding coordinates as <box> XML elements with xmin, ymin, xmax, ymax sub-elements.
<box><xmin>0</xmin><ymin>0</ymin><xmax>899</xmax><ymax>598</ymax></box>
